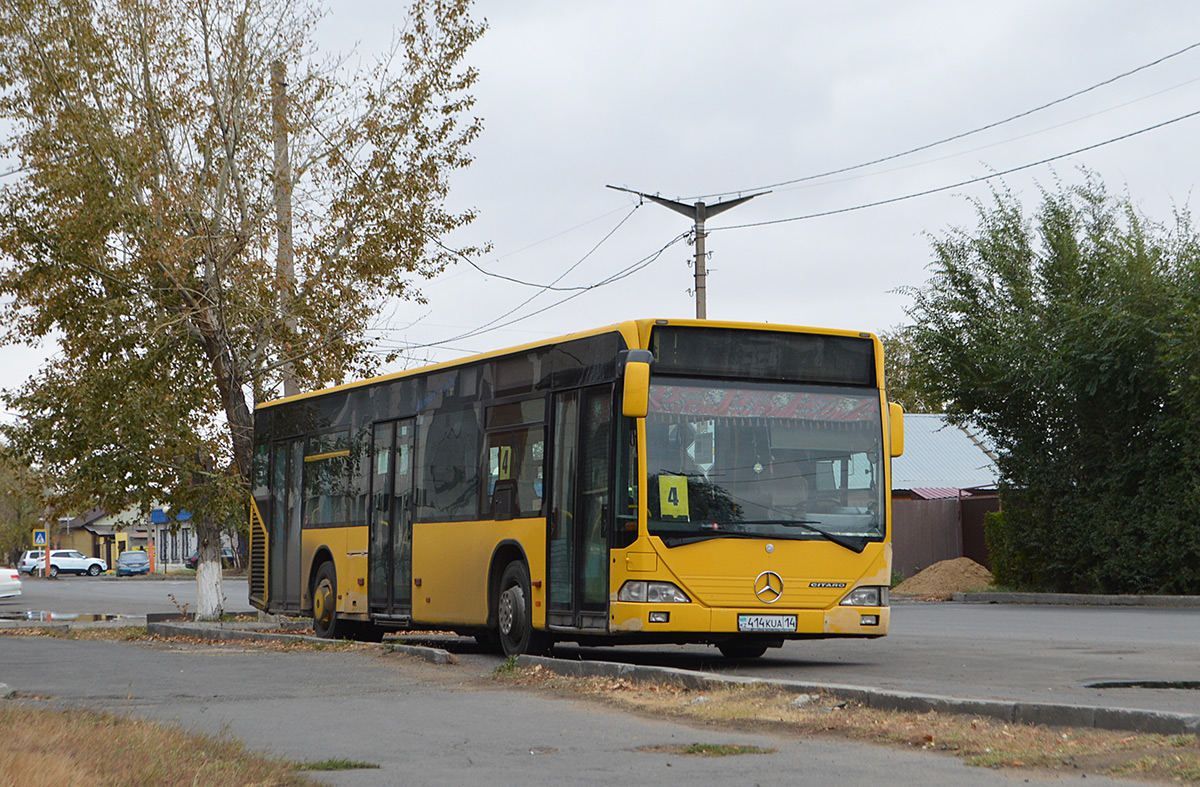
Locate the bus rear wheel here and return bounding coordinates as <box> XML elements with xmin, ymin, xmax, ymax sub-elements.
<box><xmin>497</xmin><ymin>561</ymin><xmax>551</xmax><ymax>657</ymax></box>
<box><xmin>312</xmin><ymin>562</ymin><xmax>344</xmax><ymax>639</ymax></box>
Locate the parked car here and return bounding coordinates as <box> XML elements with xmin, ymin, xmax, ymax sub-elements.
<box><xmin>184</xmin><ymin>547</ymin><xmax>235</xmax><ymax>570</ymax></box>
<box><xmin>115</xmin><ymin>550</ymin><xmax>151</xmax><ymax>576</ymax></box>
<box><xmin>18</xmin><ymin>549</ymin><xmax>44</xmax><ymax>575</ymax></box>
<box><xmin>0</xmin><ymin>567</ymin><xmax>21</xmax><ymax>598</ymax></box>
<box><xmin>34</xmin><ymin>550</ymin><xmax>108</xmax><ymax>578</ymax></box>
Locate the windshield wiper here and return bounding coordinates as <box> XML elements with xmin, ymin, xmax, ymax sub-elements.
<box><xmin>735</xmin><ymin>519</ymin><xmax>868</xmax><ymax>554</ymax></box>
<box><xmin>657</xmin><ymin>529</ymin><xmax>757</xmax><ymax>547</ymax></box>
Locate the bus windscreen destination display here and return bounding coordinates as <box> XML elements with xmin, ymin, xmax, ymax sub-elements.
<box><xmin>649</xmin><ymin>326</ymin><xmax>876</xmax><ymax>386</ymax></box>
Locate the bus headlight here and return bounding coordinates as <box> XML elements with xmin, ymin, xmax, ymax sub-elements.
<box><xmin>839</xmin><ymin>586</ymin><xmax>888</xmax><ymax>607</ymax></box>
<box><xmin>618</xmin><ymin>581</ymin><xmax>690</xmax><ymax>603</ymax></box>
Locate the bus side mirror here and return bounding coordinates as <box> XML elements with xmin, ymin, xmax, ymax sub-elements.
<box><xmin>888</xmin><ymin>401</ymin><xmax>905</xmax><ymax>457</ymax></box>
<box><xmin>622</xmin><ymin>350</ymin><xmax>653</xmax><ymax>418</ymax></box>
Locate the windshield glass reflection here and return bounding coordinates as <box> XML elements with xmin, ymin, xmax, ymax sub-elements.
<box><xmin>644</xmin><ymin>379</ymin><xmax>885</xmax><ymax>548</ymax></box>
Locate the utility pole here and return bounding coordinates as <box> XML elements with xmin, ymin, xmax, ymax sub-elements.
<box><xmin>608</xmin><ymin>185</ymin><xmax>767</xmax><ymax>319</ymax></box>
<box><xmin>272</xmin><ymin>59</ymin><xmax>298</xmax><ymax>397</ymax></box>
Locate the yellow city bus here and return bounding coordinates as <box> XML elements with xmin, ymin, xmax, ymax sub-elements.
<box><xmin>249</xmin><ymin>318</ymin><xmax>904</xmax><ymax>657</ymax></box>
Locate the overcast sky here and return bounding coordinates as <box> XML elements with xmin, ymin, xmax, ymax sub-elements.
<box><xmin>348</xmin><ymin>0</ymin><xmax>1200</xmax><ymax>368</ymax></box>
<box><xmin>6</xmin><ymin>0</ymin><xmax>1200</xmax><ymax>408</ymax></box>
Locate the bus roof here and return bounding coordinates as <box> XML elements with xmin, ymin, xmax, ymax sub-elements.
<box><xmin>255</xmin><ymin>318</ymin><xmax>878</xmax><ymax>411</ymax></box>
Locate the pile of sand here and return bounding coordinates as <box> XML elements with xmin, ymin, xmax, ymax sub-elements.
<box><xmin>892</xmin><ymin>557</ymin><xmax>992</xmax><ymax>601</ymax></box>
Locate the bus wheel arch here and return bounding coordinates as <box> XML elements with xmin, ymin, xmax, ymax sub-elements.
<box><xmin>311</xmin><ymin>557</ymin><xmax>343</xmax><ymax>639</ymax></box>
<box><xmin>496</xmin><ymin>559</ymin><xmax>552</xmax><ymax>657</ymax></box>
<box><xmin>486</xmin><ymin>542</ymin><xmax>526</xmax><ymax>629</ymax></box>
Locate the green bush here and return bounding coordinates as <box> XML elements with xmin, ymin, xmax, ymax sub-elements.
<box><xmin>908</xmin><ymin>176</ymin><xmax>1200</xmax><ymax>595</ymax></box>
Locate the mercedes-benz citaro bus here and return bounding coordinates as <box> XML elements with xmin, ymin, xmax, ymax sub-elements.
<box><xmin>249</xmin><ymin>319</ymin><xmax>904</xmax><ymax>658</ymax></box>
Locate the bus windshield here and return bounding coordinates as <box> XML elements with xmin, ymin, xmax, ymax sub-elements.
<box><xmin>645</xmin><ymin>378</ymin><xmax>885</xmax><ymax>551</ymax></box>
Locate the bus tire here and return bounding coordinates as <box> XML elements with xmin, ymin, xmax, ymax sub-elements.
<box><xmin>717</xmin><ymin>639</ymin><xmax>770</xmax><ymax>659</ymax></box>
<box><xmin>497</xmin><ymin>561</ymin><xmax>551</xmax><ymax>657</ymax></box>
<box><xmin>312</xmin><ymin>562</ymin><xmax>344</xmax><ymax>639</ymax></box>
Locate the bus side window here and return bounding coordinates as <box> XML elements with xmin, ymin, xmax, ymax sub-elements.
<box><xmin>483</xmin><ymin>429</ymin><xmax>544</xmax><ymax>518</ymax></box>
<box><xmin>416</xmin><ymin>406</ymin><xmax>483</xmax><ymax>521</ymax></box>
<box><xmin>484</xmin><ymin>398</ymin><xmax>546</xmax><ymax>519</ymax></box>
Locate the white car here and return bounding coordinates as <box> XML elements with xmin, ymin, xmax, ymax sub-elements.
<box><xmin>18</xmin><ymin>549</ymin><xmax>43</xmax><ymax>575</ymax></box>
<box><xmin>35</xmin><ymin>550</ymin><xmax>108</xmax><ymax>578</ymax></box>
<box><xmin>0</xmin><ymin>567</ymin><xmax>21</xmax><ymax>598</ymax></box>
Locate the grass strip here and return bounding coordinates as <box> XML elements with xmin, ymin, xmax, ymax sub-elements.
<box><xmin>0</xmin><ymin>705</ymin><xmax>318</xmax><ymax>786</ymax></box>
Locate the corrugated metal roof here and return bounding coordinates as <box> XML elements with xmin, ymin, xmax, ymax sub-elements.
<box><xmin>909</xmin><ymin>487</ymin><xmax>964</xmax><ymax>500</ymax></box>
<box><xmin>892</xmin><ymin>414</ymin><xmax>999</xmax><ymax>491</ymax></box>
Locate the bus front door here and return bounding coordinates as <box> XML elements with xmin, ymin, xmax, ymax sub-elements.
<box><xmin>369</xmin><ymin>419</ymin><xmax>415</xmax><ymax>619</ymax></box>
<box><xmin>548</xmin><ymin>386</ymin><xmax>612</xmax><ymax>631</ymax></box>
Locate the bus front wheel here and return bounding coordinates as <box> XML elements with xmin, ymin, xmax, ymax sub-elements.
<box><xmin>497</xmin><ymin>561</ymin><xmax>551</xmax><ymax>657</ymax></box>
<box><xmin>312</xmin><ymin>562</ymin><xmax>344</xmax><ymax>639</ymax></box>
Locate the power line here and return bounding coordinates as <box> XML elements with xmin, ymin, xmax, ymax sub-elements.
<box><xmin>714</xmin><ymin>106</ymin><xmax>1200</xmax><ymax>233</ymax></box>
<box><xmin>394</xmin><ymin>232</ymin><xmax>689</xmax><ymax>352</ymax></box>
<box><xmin>686</xmin><ymin>39</ymin><xmax>1200</xmax><ymax>202</ymax></box>
<box><xmin>773</xmin><ymin>74</ymin><xmax>1200</xmax><ymax>194</ymax></box>
<box><xmin>0</xmin><ymin>164</ymin><xmax>32</xmax><ymax>179</ymax></box>
<box><xmin>426</xmin><ymin>202</ymin><xmax>641</xmax><ymax>291</ymax></box>
<box><xmin>488</xmin><ymin>205</ymin><xmax>634</xmax><ymax>263</ymax></box>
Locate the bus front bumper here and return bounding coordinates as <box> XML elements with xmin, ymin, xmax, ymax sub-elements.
<box><xmin>609</xmin><ymin>602</ymin><xmax>889</xmax><ymax>638</ymax></box>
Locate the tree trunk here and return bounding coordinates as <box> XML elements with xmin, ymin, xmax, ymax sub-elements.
<box><xmin>195</xmin><ymin>527</ymin><xmax>223</xmax><ymax>621</ymax></box>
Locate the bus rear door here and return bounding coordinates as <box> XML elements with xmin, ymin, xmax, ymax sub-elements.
<box><xmin>369</xmin><ymin>419</ymin><xmax>415</xmax><ymax>620</ymax></box>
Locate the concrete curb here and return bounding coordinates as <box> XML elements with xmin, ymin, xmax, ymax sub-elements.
<box><xmin>146</xmin><ymin>621</ymin><xmax>455</xmax><ymax>665</ymax></box>
<box><xmin>953</xmin><ymin>592</ymin><xmax>1200</xmax><ymax>607</ymax></box>
<box><xmin>516</xmin><ymin>655</ymin><xmax>1200</xmax><ymax>736</ymax></box>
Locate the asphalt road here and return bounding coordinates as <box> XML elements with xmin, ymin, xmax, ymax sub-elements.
<box><xmin>6</xmin><ymin>574</ymin><xmax>1200</xmax><ymax>718</ymax></box>
<box><xmin>551</xmin><ymin>602</ymin><xmax>1200</xmax><ymax>716</ymax></box>
<box><xmin>2</xmin><ymin>572</ymin><xmax>242</xmax><ymax>618</ymax></box>
<box><xmin>1</xmin><ymin>632</ymin><xmax>1132</xmax><ymax>786</ymax></box>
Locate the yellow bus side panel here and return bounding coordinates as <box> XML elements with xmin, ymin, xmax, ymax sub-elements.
<box><xmin>299</xmin><ymin>526</ymin><xmax>371</xmax><ymax>622</ymax></box>
<box><xmin>411</xmin><ymin>519</ymin><xmax>546</xmax><ymax>628</ymax></box>
<box><xmin>341</xmin><ymin>526</ymin><xmax>369</xmax><ymax>618</ymax></box>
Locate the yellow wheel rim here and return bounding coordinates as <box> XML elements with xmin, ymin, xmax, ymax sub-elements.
<box><xmin>314</xmin><ymin>579</ymin><xmax>333</xmax><ymax>629</ymax></box>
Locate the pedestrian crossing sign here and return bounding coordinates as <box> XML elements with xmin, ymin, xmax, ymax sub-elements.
<box><xmin>33</xmin><ymin>529</ymin><xmax>47</xmax><ymax>547</ymax></box>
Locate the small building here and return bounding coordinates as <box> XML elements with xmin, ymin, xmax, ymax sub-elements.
<box><xmin>149</xmin><ymin>507</ymin><xmax>196</xmax><ymax>569</ymax></box>
<box><xmin>53</xmin><ymin>508</ymin><xmax>116</xmax><ymax>566</ymax></box>
<box><xmin>50</xmin><ymin>506</ymin><xmax>199</xmax><ymax>572</ymax></box>
<box><xmin>891</xmin><ymin>414</ymin><xmax>1001</xmax><ymax>578</ymax></box>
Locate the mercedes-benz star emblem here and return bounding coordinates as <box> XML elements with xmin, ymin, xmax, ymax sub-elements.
<box><xmin>754</xmin><ymin>571</ymin><xmax>783</xmax><ymax>604</ymax></box>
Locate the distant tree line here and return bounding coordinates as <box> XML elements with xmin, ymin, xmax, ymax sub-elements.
<box><xmin>0</xmin><ymin>452</ymin><xmax>41</xmax><ymax>566</ymax></box>
<box><xmin>899</xmin><ymin>174</ymin><xmax>1200</xmax><ymax>594</ymax></box>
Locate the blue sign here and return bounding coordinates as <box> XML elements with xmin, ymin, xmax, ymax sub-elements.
<box><xmin>32</xmin><ymin>529</ymin><xmax>47</xmax><ymax>546</ymax></box>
